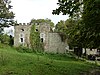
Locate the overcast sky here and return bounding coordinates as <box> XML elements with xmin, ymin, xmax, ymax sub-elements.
<box><xmin>10</xmin><ymin>0</ymin><xmax>69</xmax><ymax>24</ymax></box>
<box><xmin>5</xmin><ymin>0</ymin><xmax>69</xmax><ymax>35</ymax></box>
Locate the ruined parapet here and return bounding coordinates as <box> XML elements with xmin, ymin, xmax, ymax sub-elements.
<box><xmin>19</xmin><ymin>23</ymin><xmax>22</xmax><ymax>25</ymax></box>
<box><xmin>18</xmin><ymin>23</ymin><xmax>31</xmax><ymax>26</ymax></box>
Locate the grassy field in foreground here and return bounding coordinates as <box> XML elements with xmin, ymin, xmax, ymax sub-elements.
<box><xmin>0</xmin><ymin>45</ymin><xmax>99</xmax><ymax>75</ymax></box>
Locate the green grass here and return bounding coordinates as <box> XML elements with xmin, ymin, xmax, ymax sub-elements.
<box><xmin>0</xmin><ymin>45</ymin><xmax>99</xmax><ymax>75</ymax></box>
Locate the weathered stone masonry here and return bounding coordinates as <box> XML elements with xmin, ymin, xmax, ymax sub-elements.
<box><xmin>14</xmin><ymin>23</ymin><xmax>32</xmax><ymax>48</ymax></box>
<box><xmin>14</xmin><ymin>23</ymin><xmax>69</xmax><ymax>53</ymax></box>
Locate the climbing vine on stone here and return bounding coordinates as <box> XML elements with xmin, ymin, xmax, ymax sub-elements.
<box><xmin>30</xmin><ymin>25</ymin><xmax>44</xmax><ymax>52</ymax></box>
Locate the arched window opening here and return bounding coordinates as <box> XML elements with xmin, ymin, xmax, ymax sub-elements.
<box><xmin>36</xmin><ymin>29</ymin><xmax>38</xmax><ymax>31</ymax></box>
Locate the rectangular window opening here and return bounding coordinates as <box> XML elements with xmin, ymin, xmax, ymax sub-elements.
<box><xmin>21</xmin><ymin>38</ymin><xmax>23</xmax><ymax>42</ymax></box>
<box><xmin>41</xmin><ymin>38</ymin><xmax>43</xmax><ymax>42</ymax></box>
<box><xmin>90</xmin><ymin>48</ymin><xmax>92</xmax><ymax>51</ymax></box>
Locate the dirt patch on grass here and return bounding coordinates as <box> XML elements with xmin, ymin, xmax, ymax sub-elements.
<box><xmin>88</xmin><ymin>69</ymin><xmax>100</xmax><ymax>75</ymax></box>
<box><xmin>3</xmin><ymin>71</ymin><xmax>18</xmax><ymax>75</ymax></box>
<box><xmin>80</xmin><ymin>69</ymin><xmax>100</xmax><ymax>75</ymax></box>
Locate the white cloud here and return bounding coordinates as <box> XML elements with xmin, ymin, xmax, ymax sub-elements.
<box><xmin>11</xmin><ymin>0</ymin><xmax>69</xmax><ymax>24</ymax></box>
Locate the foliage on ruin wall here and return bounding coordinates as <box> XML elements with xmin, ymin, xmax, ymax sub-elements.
<box><xmin>30</xmin><ymin>25</ymin><xmax>44</xmax><ymax>52</ymax></box>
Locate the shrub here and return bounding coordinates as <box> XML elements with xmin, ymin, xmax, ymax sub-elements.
<box><xmin>15</xmin><ymin>46</ymin><xmax>33</xmax><ymax>53</ymax></box>
<box><xmin>0</xmin><ymin>34</ymin><xmax>10</xmax><ymax>45</ymax></box>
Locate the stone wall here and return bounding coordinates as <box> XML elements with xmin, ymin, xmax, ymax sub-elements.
<box><xmin>14</xmin><ymin>23</ymin><xmax>32</xmax><ymax>47</ymax></box>
<box><xmin>44</xmin><ymin>33</ymin><xmax>68</xmax><ymax>53</ymax></box>
<box><xmin>14</xmin><ymin>23</ymin><xmax>69</xmax><ymax>54</ymax></box>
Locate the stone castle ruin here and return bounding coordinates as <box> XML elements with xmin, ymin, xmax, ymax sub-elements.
<box><xmin>14</xmin><ymin>23</ymin><xmax>69</xmax><ymax>53</ymax></box>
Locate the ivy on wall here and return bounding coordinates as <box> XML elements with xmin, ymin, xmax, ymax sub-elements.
<box><xmin>30</xmin><ymin>25</ymin><xmax>44</xmax><ymax>52</ymax></box>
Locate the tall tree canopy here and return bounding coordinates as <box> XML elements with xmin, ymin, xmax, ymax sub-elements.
<box><xmin>55</xmin><ymin>18</ymin><xmax>80</xmax><ymax>48</ymax></box>
<box><xmin>53</xmin><ymin>0</ymin><xmax>100</xmax><ymax>48</ymax></box>
<box><xmin>0</xmin><ymin>0</ymin><xmax>14</xmax><ymax>28</ymax></box>
<box><xmin>30</xmin><ymin>18</ymin><xmax>54</xmax><ymax>29</ymax></box>
<box><xmin>82</xmin><ymin>0</ymin><xmax>100</xmax><ymax>48</ymax></box>
<box><xmin>52</xmin><ymin>0</ymin><xmax>83</xmax><ymax>18</ymax></box>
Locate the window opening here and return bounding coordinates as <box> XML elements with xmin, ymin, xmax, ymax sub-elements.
<box><xmin>36</xmin><ymin>29</ymin><xmax>38</xmax><ymax>31</ymax></box>
<box><xmin>21</xmin><ymin>29</ymin><xmax>24</xmax><ymax>31</ymax></box>
<box><xmin>90</xmin><ymin>48</ymin><xmax>92</xmax><ymax>51</ymax></box>
<box><xmin>20</xmin><ymin>38</ymin><xmax>23</xmax><ymax>42</ymax></box>
<box><xmin>41</xmin><ymin>38</ymin><xmax>43</xmax><ymax>42</ymax></box>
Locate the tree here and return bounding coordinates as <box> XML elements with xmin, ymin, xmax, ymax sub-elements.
<box><xmin>82</xmin><ymin>0</ymin><xmax>100</xmax><ymax>48</ymax></box>
<box><xmin>0</xmin><ymin>0</ymin><xmax>15</xmax><ymax>30</ymax></box>
<box><xmin>52</xmin><ymin>0</ymin><xmax>83</xmax><ymax>18</ymax></box>
<box><xmin>55</xmin><ymin>20</ymin><xmax>65</xmax><ymax>33</ymax></box>
<box><xmin>53</xmin><ymin>0</ymin><xmax>100</xmax><ymax>49</ymax></box>
<box><xmin>55</xmin><ymin>18</ymin><xmax>80</xmax><ymax>48</ymax></box>
<box><xmin>30</xmin><ymin>18</ymin><xmax>54</xmax><ymax>29</ymax></box>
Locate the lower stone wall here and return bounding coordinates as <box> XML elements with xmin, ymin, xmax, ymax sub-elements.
<box><xmin>44</xmin><ymin>33</ymin><xmax>68</xmax><ymax>53</ymax></box>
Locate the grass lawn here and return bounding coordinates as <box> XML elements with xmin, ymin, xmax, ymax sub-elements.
<box><xmin>0</xmin><ymin>45</ymin><xmax>100</xmax><ymax>75</ymax></box>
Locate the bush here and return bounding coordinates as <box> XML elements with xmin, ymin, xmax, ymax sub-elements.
<box><xmin>0</xmin><ymin>34</ymin><xmax>14</xmax><ymax>46</ymax></box>
<box><xmin>0</xmin><ymin>34</ymin><xmax>10</xmax><ymax>45</ymax></box>
<box><xmin>15</xmin><ymin>46</ymin><xmax>33</xmax><ymax>53</ymax></box>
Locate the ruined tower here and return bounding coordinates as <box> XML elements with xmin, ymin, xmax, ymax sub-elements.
<box><xmin>14</xmin><ymin>23</ymin><xmax>32</xmax><ymax>47</ymax></box>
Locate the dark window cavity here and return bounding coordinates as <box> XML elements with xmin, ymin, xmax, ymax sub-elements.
<box><xmin>90</xmin><ymin>48</ymin><xmax>92</xmax><ymax>51</ymax></box>
<box><xmin>41</xmin><ymin>38</ymin><xmax>43</xmax><ymax>42</ymax></box>
<box><xmin>21</xmin><ymin>29</ymin><xmax>24</xmax><ymax>31</ymax></box>
<box><xmin>36</xmin><ymin>29</ymin><xmax>38</xmax><ymax>31</ymax></box>
<box><xmin>21</xmin><ymin>38</ymin><xmax>23</xmax><ymax>42</ymax></box>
